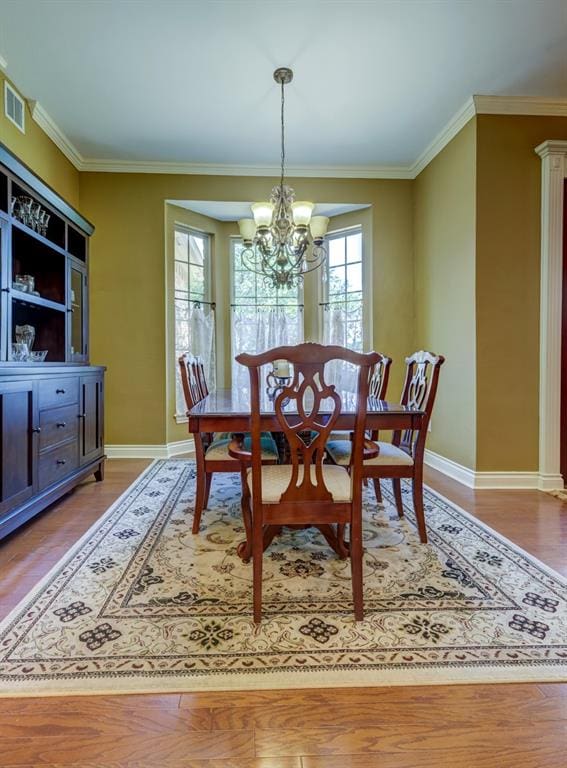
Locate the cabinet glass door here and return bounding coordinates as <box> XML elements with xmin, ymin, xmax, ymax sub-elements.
<box><xmin>69</xmin><ymin>263</ymin><xmax>87</xmax><ymax>361</ymax></box>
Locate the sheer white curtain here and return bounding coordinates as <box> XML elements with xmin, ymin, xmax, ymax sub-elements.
<box><xmin>190</xmin><ymin>305</ymin><xmax>216</xmax><ymax>390</ymax></box>
<box><xmin>175</xmin><ymin>304</ymin><xmax>216</xmax><ymax>416</ymax></box>
<box><xmin>232</xmin><ymin>307</ymin><xmax>303</xmax><ymax>392</ymax></box>
<box><xmin>323</xmin><ymin>306</ymin><xmax>358</xmax><ymax>392</ymax></box>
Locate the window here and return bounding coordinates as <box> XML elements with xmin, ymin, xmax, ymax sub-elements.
<box><xmin>231</xmin><ymin>238</ymin><xmax>303</xmax><ymax>389</ymax></box>
<box><xmin>321</xmin><ymin>228</ymin><xmax>365</xmax><ymax>390</ymax></box>
<box><xmin>322</xmin><ymin>228</ymin><xmax>364</xmax><ymax>350</ymax></box>
<box><xmin>229</xmin><ymin>227</ymin><xmax>367</xmax><ymax>389</ymax></box>
<box><xmin>174</xmin><ymin>226</ymin><xmax>215</xmax><ymax>417</ymax></box>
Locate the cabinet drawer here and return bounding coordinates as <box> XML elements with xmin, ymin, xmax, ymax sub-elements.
<box><xmin>38</xmin><ymin>377</ymin><xmax>79</xmax><ymax>410</ymax></box>
<box><xmin>39</xmin><ymin>404</ymin><xmax>79</xmax><ymax>452</ymax></box>
<box><xmin>38</xmin><ymin>441</ymin><xmax>78</xmax><ymax>491</ymax></box>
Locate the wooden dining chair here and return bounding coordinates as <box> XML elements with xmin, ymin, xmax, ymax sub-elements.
<box><xmin>326</xmin><ymin>350</ymin><xmax>444</xmax><ymax>544</ymax></box>
<box><xmin>178</xmin><ymin>353</ymin><xmax>278</xmax><ymax>534</ymax></box>
<box><xmin>230</xmin><ymin>342</ymin><xmax>382</xmax><ymax>623</ymax></box>
<box><xmin>326</xmin><ymin>353</ymin><xmax>392</xmax><ymax>499</ymax></box>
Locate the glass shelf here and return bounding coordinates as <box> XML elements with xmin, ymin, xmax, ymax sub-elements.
<box><xmin>11</xmin><ymin>300</ymin><xmax>66</xmax><ymax>363</ymax></box>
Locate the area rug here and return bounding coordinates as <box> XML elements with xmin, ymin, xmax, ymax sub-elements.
<box><xmin>547</xmin><ymin>488</ymin><xmax>567</xmax><ymax>501</ymax></box>
<box><xmin>0</xmin><ymin>459</ymin><xmax>566</xmax><ymax>696</ymax></box>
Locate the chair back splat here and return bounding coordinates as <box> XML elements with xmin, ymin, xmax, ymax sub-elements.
<box><xmin>179</xmin><ymin>354</ymin><xmax>208</xmax><ymax>412</ymax></box>
<box><xmin>368</xmin><ymin>355</ymin><xmax>392</xmax><ymax>400</ymax></box>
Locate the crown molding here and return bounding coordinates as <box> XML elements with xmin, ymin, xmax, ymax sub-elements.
<box><xmin>26</xmin><ymin>94</ymin><xmax>567</xmax><ymax>180</ymax></box>
<box><xmin>474</xmin><ymin>95</ymin><xmax>567</xmax><ymax>116</ymax></box>
<box><xmin>28</xmin><ymin>100</ymin><xmax>84</xmax><ymax>170</ymax></box>
<box><xmin>79</xmin><ymin>158</ymin><xmax>414</xmax><ymax>179</ymax></box>
<box><xmin>410</xmin><ymin>97</ymin><xmax>476</xmax><ymax>177</ymax></box>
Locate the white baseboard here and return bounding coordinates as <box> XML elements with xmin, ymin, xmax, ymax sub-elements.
<box><xmin>424</xmin><ymin>449</ymin><xmax>476</xmax><ymax>488</ymax></box>
<box><xmin>104</xmin><ymin>443</ymin><xmax>562</xmax><ymax>491</ymax></box>
<box><xmin>106</xmin><ymin>439</ymin><xmax>195</xmax><ymax>460</ymax></box>
<box><xmin>424</xmin><ymin>449</ymin><xmax>563</xmax><ymax>491</ymax></box>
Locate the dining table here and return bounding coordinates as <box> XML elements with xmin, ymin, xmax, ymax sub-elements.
<box><xmin>188</xmin><ymin>386</ymin><xmax>426</xmax><ymax>560</ymax></box>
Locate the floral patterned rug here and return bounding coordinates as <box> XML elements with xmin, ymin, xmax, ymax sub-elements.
<box><xmin>1</xmin><ymin>459</ymin><xmax>566</xmax><ymax>696</ymax></box>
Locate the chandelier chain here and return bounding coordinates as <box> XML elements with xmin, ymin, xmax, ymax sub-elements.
<box><xmin>280</xmin><ymin>78</ymin><xmax>285</xmax><ymax>191</ymax></box>
<box><xmin>238</xmin><ymin>66</ymin><xmax>328</xmax><ymax>289</ymax></box>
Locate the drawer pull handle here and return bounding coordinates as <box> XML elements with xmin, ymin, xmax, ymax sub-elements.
<box><xmin>56</xmin><ymin>388</ymin><xmax>66</xmax><ymax>394</ymax></box>
<box><xmin>56</xmin><ymin>459</ymin><xmax>66</xmax><ymax>465</ymax></box>
<box><xmin>32</xmin><ymin>427</ymin><xmax>41</xmax><ymax>434</ymax></box>
<box><xmin>56</xmin><ymin>422</ymin><xmax>66</xmax><ymax>428</ymax></box>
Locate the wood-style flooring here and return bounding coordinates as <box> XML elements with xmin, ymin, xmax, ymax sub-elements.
<box><xmin>0</xmin><ymin>458</ymin><xmax>566</xmax><ymax>767</ymax></box>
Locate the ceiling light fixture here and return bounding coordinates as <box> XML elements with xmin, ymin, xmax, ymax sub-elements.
<box><xmin>237</xmin><ymin>67</ymin><xmax>329</xmax><ymax>289</ymax></box>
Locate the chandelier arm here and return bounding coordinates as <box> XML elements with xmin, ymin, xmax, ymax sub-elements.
<box><xmin>240</xmin><ymin>248</ymin><xmax>282</xmax><ymax>279</ymax></box>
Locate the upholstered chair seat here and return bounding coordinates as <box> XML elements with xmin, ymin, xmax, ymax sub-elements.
<box><xmin>326</xmin><ymin>440</ymin><xmax>414</xmax><ymax>467</ymax></box>
<box><xmin>246</xmin><ymin>464</ymin><xmax>352</xmax><ymax>503</ymax></box>
<box><xmin>205</xmin><ymin>434</ymin><xmax>278</xmax><ymax>462</ymax></box>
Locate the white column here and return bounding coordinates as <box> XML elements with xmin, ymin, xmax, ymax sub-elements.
<box><xmin>535</xmin><ymin>141</ymin><xmax>567</xmax><ymax>490</ymax></box>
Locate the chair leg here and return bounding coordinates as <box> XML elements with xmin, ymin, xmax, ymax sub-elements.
<box><xmin>203</xmin><ymin>472</ymin><xmax>213</xmax><ymax>509</ymax></box>
<box><xmin>252</xmin><ymin>505</ymin><xmax>263</xmax><ymax>624</ymax></box>
<box><xmin>392</xmin><ymin>479</ymin><xmax>404</xmax><ymax>518</ymax></box>
<box><xmin>239</xmin><ymin>469</ymin><xmax>253</xmax><ymax>562</ymax></box>
<box><xmin>193</xmin><ymin>471</ymin><xmax>206</xmax><ymax>534</ymax></box>
<box><xmin>412</xmin><ymin>471</ymin><xmax>428</xmax><ymax>544</ymax></box>
<box><xmin>372</xmin><ymin>478</ymin><xmax>382</xmax><ymax>503</ymax></box>
<box><xmin>350</xmin><ymin>511</ymin><xmax>364</xmax><ymax>621</ymax></box>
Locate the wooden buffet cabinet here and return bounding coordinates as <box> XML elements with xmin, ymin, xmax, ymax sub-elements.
<box><xmin>0</xmin><ymin>144</ymin><xmax>105</xmax><ymax>541</ymax></box>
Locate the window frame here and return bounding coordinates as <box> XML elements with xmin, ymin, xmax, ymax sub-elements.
<box><xmin>319</xmin><ymin>225</ymin><xmax>371</xmax><ymax>351</ymax></box>
<box><xmin>174</xmin><ymin>224</ymin><xmax>213</xmax><ymax>422</ymax></box>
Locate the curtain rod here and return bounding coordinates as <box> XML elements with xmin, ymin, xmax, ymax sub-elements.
<box><xmin>319</xmin><ymin>299</ymin><xmax>362</xmax><ymax>306</ymax></box>
<box><xmin>230</xmin><ymin>303</ymin><xmax>304</xmax><ymax>309</ymax></box>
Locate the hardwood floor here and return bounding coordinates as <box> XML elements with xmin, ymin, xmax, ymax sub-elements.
<box><xmin>0</xmin><ymin>459</ymin><xmax>565</xmax><ymax>767</ymax></box>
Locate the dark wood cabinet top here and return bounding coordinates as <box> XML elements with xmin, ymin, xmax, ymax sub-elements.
<box><xmin>0</xmin><ymin>364</ymin><xmax>106</xmax><ymax>377</ymax></box>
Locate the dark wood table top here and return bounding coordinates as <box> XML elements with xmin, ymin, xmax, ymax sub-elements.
<box><xmin>189</xmin><ymin>387</ymin><xmax>421</xmax><ymax>417</ymax></box>
<box><xmin>188</xmin><ymin>388</ymin><xmax>424</xmax><ymax>432</ymax></box>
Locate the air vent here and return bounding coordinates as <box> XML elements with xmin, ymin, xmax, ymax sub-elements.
<box><xmin>4</xmin><ymin>81</ymin><xmax>25</xmax><ymax>133</ymax></box>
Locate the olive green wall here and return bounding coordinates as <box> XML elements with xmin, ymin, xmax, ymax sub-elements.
<box><xmin>0</xmin><ymin>74</ymin><xmax>79</xmax><ymax>206</ymax></box>
<box><xmin>413</xmin><ymin>119</ymin><xmax>477</xmax><ymax>469</ymax></box>
<box><xmin>414</xmin><ymin>113</ymin><xmax>567</xmax><ymax>473</ymax></box>
<box><xmin>80</xmin><ymin>174</ymin><xmax>413</xmax><ymax>446</ymax></box>
<box><xmin>475</xmin><ymin>114</ymin><xmax>567</xmax><ymax>472</ymax></box>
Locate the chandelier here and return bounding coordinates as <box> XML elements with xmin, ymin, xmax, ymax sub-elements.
<box><xmin>237</xmin><ymin>67</ymin><xmax>329</xmax><ymax>290</ymax></box>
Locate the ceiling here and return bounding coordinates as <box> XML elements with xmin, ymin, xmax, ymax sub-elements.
<box><xmin>169</xmin><ymin>201</ymin><xmax>370</xmax><ymax>221</ymax></box>
<box><xmin>0</xmin><ymin>0</ymin><xmax>566</xmax><ymax>171</ymax></box>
